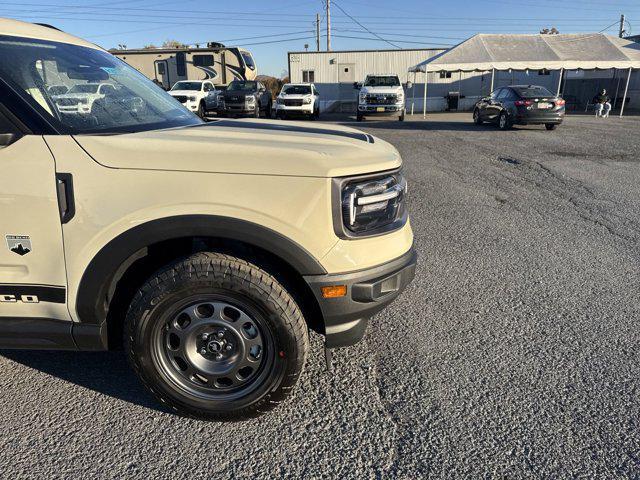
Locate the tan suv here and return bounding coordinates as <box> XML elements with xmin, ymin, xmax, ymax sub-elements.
<box><xmin>0</xmin><ymin>19</ymin><xmax>416</xmax><ymax>420</ymax></box>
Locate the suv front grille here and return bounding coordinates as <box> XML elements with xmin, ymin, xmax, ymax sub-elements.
<box><xmin>173</xmin><ymin>95</ymin><xmax>188</xmax><ymax>103</ymax></box>
<box><xmin>284</xmin><ymin>99</ymin><xmax>304</xmax><ymax>107</ymax></box>
<box><xmin>56</xmin><ymin>98</ymin><xmax>79</xmax><ymax>106</ymax></box>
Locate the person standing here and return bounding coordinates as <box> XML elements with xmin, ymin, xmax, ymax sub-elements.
<box><xmin>594</xmin><ymin>89</ymin><xmax>611</xmax><ymax>118</ymax></box>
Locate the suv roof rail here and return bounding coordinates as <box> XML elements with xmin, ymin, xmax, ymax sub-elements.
<box><xmin>34</xmin><ymin>23</ymin><xmax>62</xmax><ymax>31</ymax></box>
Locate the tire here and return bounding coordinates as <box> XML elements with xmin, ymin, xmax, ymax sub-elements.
<box><xmin>357</xmin><ymin>113</ymin><xmax>364</xmax><ymax>122</ymax></box>
<box><xmin>545</xmin><ymin>124</ymin><xmax>557</xmax><ymax>131</ymax></box>
<box><xmin>197</xmin><ymin>101</ymin><xmax>206</xmax><ymax>119</ymax></box>
<box><xmin>124</xmin><ymin>252</ymin><xmax>309</xmax><ymax>421</ymax></box>
<box><xmin>473</xmin><ymin>108</ymin><xmax>483</xmax><ymax>125</ymax></box>
<box><xmin>254</xmin><ymin>104</ymin><xmax>260</xmax><ymax>118</ymax></box>
<box><xmin>312</xmin><ymin>105</ymin><xmax>320</xmax><ymax>121</ymax></box>
<box><xmin>498</xmin><ymin>111</ymin><xmax>511</xmax><ymax>130</ymax></box>
<box><xmin>399</xmin><ymin>109</ymin><xmax>405</xmax><ymax>122</ymax></box>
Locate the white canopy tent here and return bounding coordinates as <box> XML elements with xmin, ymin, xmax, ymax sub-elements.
<box><xmin>409</xmin><ymin>33</ymin><xmax>640</xmax><ymax>117</ymax></box>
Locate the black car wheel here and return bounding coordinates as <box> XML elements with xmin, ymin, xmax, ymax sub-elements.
<box><xmin>498</xmin><ymin>112</ymin><xmax>511</xmax><ymax>130</ymax></box>
<box><xmin>545</xmin><ymin>124</ymin><xmax>557</xmax><ymax>131</ymax></box>
<box><xmin>357</xmin><ymin>113</ymin><xmax>364</xmax><ymax>122</ymax></box>
<box><xmin>399</xmin><ymin>110</ymin><xmax>405</xmax><ymax>122</ymax></box>
<box><xmin>473</xmin><ymin>108</ymin><xmax>483</xmax><ymax>125</ymax></box>
<box><xmin>125</xmin><ymin>252</ymin><xmax>309</xmax><ymax>421</ymax></box>
<box><xmin>197</xmin><ymin>101</ymin><xmax>205</xmax><ymax>119</ymax></box>
<box><xmin>254</xmin><ymin>103</ymin><xmax>260</xmax><ymax>118</ymax></box>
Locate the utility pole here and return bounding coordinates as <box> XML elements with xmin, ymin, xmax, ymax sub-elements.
<box><xmin>316</xmin><ymin>13</ymin><xmax>320</xmax><ymax>52</ymax></box>
<box><xmin>619</xmin><ymin>14</ymin><xmax>625</xmax><ymax>38</ymax></box>
<box><xmin>326</xmin><ymin>0</ymin><xmax>331</xmax><ymax>51</ymax></box>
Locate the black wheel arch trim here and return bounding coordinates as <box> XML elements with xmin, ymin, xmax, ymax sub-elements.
<box><xmin>75</xmin><ymin>215</ymin><xmax>327</xmax><ymax>326</ymax></box>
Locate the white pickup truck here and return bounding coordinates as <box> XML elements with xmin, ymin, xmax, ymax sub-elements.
<box><xmin>168</xmin><ymin>80</ymin><xmax>218</xmax><ymax>118</ymax></box>
<box><xmin>355</xmin><ymin>74</ymin><xmax>410</xmax><ymax>122</ymax></box>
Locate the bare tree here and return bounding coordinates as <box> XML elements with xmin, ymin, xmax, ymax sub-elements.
<box><xmin>162</xmin><ymin>39</ymin><xmax>187</xmax><ymax>49</ymax></box>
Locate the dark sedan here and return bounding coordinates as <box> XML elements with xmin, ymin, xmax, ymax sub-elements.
<box><xmin>473</xmin><ymin>85</ymin><xmax>565</xmax><ymax>130</ymax></box>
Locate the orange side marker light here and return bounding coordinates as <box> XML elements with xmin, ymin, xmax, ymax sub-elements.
<box><xmin>321</xmin><ymin>285</ymin><xmax>347</xmax><ymax>298</ymax></box>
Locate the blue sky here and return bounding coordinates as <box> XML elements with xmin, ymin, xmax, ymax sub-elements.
<box><xmin>4</xmin><ymin>0</ymin><xmax>639</xmax><ymax>76</ymax></box>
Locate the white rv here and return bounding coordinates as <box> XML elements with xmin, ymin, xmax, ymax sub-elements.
<box><xmin>112</xmin><ymin>44</ymin><xmax>257</xmax><ymax>90</ymax></box>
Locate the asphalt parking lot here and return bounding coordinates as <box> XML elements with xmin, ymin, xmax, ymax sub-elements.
<box><xmin>1</xmin><ymin>112</ymin><xmax>639</xmax><ymax>478</ymax></box>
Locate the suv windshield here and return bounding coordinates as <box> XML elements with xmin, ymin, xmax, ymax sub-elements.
<box><xmin>0</xmin><ymin>35</ymin><xmax>202</xmax><ymax>134</ymax></box>
<box><xmin>172</xmin><ymin>81</ymin><xmax>202</xmax><ymax>91</ymax></box>
<box><xmin>228</xmin><ymin>81</ymin><xmax>257</xmax><ymax>92</ymax></box>
<box><xmin>513</xmin><ymin>86</ymin><xmax>554</xmax><ymax>98</ymax></box>
<box><xmin>364</xmin><ymin>76</ymin><xmax>400</xmax><ymax>87</ymax></box>
<box><xmin>282</xmin><ymin>85</ymin><xmax>311</xmax><ymax>95</ymax></box>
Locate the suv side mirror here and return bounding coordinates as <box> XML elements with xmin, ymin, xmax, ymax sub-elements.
<box><xmin>0</xmin><ymin>133</ymin><xmax>18</xmax><ymax>148</ymax></box>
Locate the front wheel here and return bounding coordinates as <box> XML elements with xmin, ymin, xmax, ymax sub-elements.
<box><xmin>124</xmin><ymin>252</ymin><xmax>309</xmax><ymax>421</ymax></box>
<box><xmin>357</xmin><ymin>113</ymin><xmax>364</xmax><ymax>122</ymax></box>
<box><xmin>473</xmin><ymin>108</ymin><xmax>483</xmax><ymax>125</ymax></box>
<box><xmin>254</xmin><ymin>104</ymin><xmax>260</xmax><ymax>118</ymax></box>
<box><xmin>498</xmin><ymin>111</ymin><xmax>511</xmax><ymax>130</ymax></box>
<box><xmin>197</xmin><ymin>101</ymin><xmax>206</xmax><ymax>119</ymax></box>
<box><xmin>545</xmin><ymin>124</ymin><xmax>557</xmax><ymax>131</ymax></box>
<box><xmin>399</xmin><ymin>109</ymin><xmax>405</xmax><ymax>122</ymax></box>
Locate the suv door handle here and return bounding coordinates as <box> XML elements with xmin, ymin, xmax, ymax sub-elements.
<box><xmin>56</xmin><ymin>173</ymin><xmax>75</xmax><ymax>224</ymax></box>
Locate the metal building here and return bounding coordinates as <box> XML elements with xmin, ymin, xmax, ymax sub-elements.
<box><xmin>287</xmin><ymin>48</ymin><xmax>447</xmax><ymax>112</ymax></box>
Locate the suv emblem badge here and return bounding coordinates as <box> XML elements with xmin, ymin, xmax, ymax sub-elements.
<box><xmin>6</xmin><ymin>235</ymin><xmax>32</xmax><ymax>256</ymax></box>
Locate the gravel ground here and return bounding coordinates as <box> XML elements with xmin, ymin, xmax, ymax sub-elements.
<box><xmin>1</xmin><ymin>113</ymin><xmax>639</xmax><ymax>479</ymax></box>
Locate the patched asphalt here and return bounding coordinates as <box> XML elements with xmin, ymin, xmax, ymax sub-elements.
<box><xmin>1</xmin><ymin>113</ymin><xmax>639</xmax><ymax>478</ymax></box>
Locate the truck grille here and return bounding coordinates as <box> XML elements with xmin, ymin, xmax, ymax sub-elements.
<box><xmin>173</xmin><ymin>95</ymin><xmax>188</xmax><ymax>103</ymax></box>
<box><xmin>365</xmin><ymin>94</ymin><xmax>398</xmax><ymax>105</ymax></box>
<box><xmin>284</xmin><ymin>99</ymin><xmax>304</xmax><ymax>107</ymax></box>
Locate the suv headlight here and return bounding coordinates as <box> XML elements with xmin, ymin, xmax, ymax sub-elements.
<box><xmin>333</xmin><ymin>170</ymin><xmax>408</xmax><ymax>238</ymax></box>
<box><xmin>397</xmin><ymin>93</ymin><xmax>405</xmax><ymax>104</ymax></box>
<box><xmin>303</xmin><ymin>97</ymin><xmax>312</xmax><ymax>104</ymax></box>
<box><xmin>246</xmin><ymin>95</ymin><xmax>256</xmax><ymax>103</ymax></box>
<box><xmin>359</xmin><ymin>92</ymin><xmax>367</xmax><ymax>104</ymax></box>
<box><xmin>276</xmin><ymin>97</ymin><xmax>284</xmax><ymax>104</ymax></box>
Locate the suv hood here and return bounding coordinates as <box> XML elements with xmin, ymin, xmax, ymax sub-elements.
<box><xmin>360</xmin><ymin>86</ymin><xmax>403</xmax><ymax>95</ymax></box>
<box><xmin>169</xmin><ymin>90</ymin><xmax>200</xmax><ymax>96</ymax></box>
<box><xmin>74</xmin><ymin>119</ymin><xmax>401</xmax><ymax>178</ymax></box>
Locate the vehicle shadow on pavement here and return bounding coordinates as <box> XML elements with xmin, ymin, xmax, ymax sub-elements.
<box><xmin>336</xmin><ymin>119</ymin><xmax>506</xmax><ymax>132</ymax></box>
<box><xmin>0</xmin><ymin>350</ymin><xmax>166</xmax><ymax>412</ymax></box>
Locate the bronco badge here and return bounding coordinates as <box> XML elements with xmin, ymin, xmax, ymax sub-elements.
<box><xmin>6</xmin><ymin>235</ymin><xmax>32</xmax><ymax>256</ymax></box>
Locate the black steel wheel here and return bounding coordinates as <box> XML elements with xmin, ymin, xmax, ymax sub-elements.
<box><xmin>125</xmin><ymin>252</ymin><xmax>309</xmax><ymax>421</ymax></box>
<box><xmin>545</xmin><ymin>123</ymin><xmax>557</xmax><ymax>131</ymax></box>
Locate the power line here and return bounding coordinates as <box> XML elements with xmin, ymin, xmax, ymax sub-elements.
<box><xmin>331</xmin><ymin>0</ymin><xmax>401</xmax><ymax>48</ymax></box>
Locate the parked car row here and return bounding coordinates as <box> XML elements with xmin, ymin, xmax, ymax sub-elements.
<box><xmin>165</xmin><ymin>79</ymin><xmax>322</xmax><ymax>121</ymax></box>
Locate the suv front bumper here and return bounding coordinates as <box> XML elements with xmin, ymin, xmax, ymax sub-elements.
<box><xmin>304</xmin><ymin>247</ymin><xmax>417</xmax><ymax>348</ymax></box>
